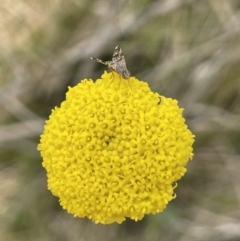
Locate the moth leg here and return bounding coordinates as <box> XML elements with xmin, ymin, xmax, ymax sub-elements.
<box><xmin>110</xmin><ymin>71</ymin><xmax>115</xmax><ymax>85</ymax></box>
<box><xmin>127</xmin><ymin>78</ymin><xmax>132</xmax><ymax>90</ymax></box>
<box><xmin>118</xmin><ymin>74</ymin><xmax>122</xmax><ymax>88</ymax></box>
<box><xmin>90</xmin><ymin>57</ymin><xmax>110</xmax><ymax>66</ymax></box>
<box><xmin>110</xmin><ymin>71</ymin><xmax>114</xmax><ymax>80</ymax></box>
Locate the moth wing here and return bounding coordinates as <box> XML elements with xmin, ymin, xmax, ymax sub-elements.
<box><xmin>112</xmin><ymin>46</ymin><xmax>125</xmax><ymax>62</ymax></box>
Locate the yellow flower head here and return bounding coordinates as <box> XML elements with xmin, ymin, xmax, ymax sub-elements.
<box><xmin>38</xmin><ymin>72</ymin><xmax>194</xmax><ymax>224</ymax></box>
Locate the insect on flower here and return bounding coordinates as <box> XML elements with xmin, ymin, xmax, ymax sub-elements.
<box><xmin>90</xmin><ymin>46</ymin><xmax>131</xmax><ymax>83</ymax></box>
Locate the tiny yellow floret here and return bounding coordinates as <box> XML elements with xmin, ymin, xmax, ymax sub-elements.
<box><xmin>38</xmin><ymin>71</ymin><xmax>194</xmax><ymax>224</ymax></box>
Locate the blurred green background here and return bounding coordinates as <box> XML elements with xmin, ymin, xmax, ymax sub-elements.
<box><xmin>1</xmin><ymin>0</ymin><xmax>240</xmax><ymax>240</ymax></box>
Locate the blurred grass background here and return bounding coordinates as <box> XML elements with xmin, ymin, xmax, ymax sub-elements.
<box><xmin>1</xmin><ymin>0</ymin><xmax>240</xmax><ymax>240</ymax></box>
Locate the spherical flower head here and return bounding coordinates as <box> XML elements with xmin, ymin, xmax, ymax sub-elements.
<box><xmin>38</xmin><ymin>71</ymin><xmax>195</xmax><ymax>224</ymax></box>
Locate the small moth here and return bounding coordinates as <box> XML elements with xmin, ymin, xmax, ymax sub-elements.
<box><xmin>90</xmin><ymin>46</ymin><xmax>131</xmax><ymax>79</ymax></box>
